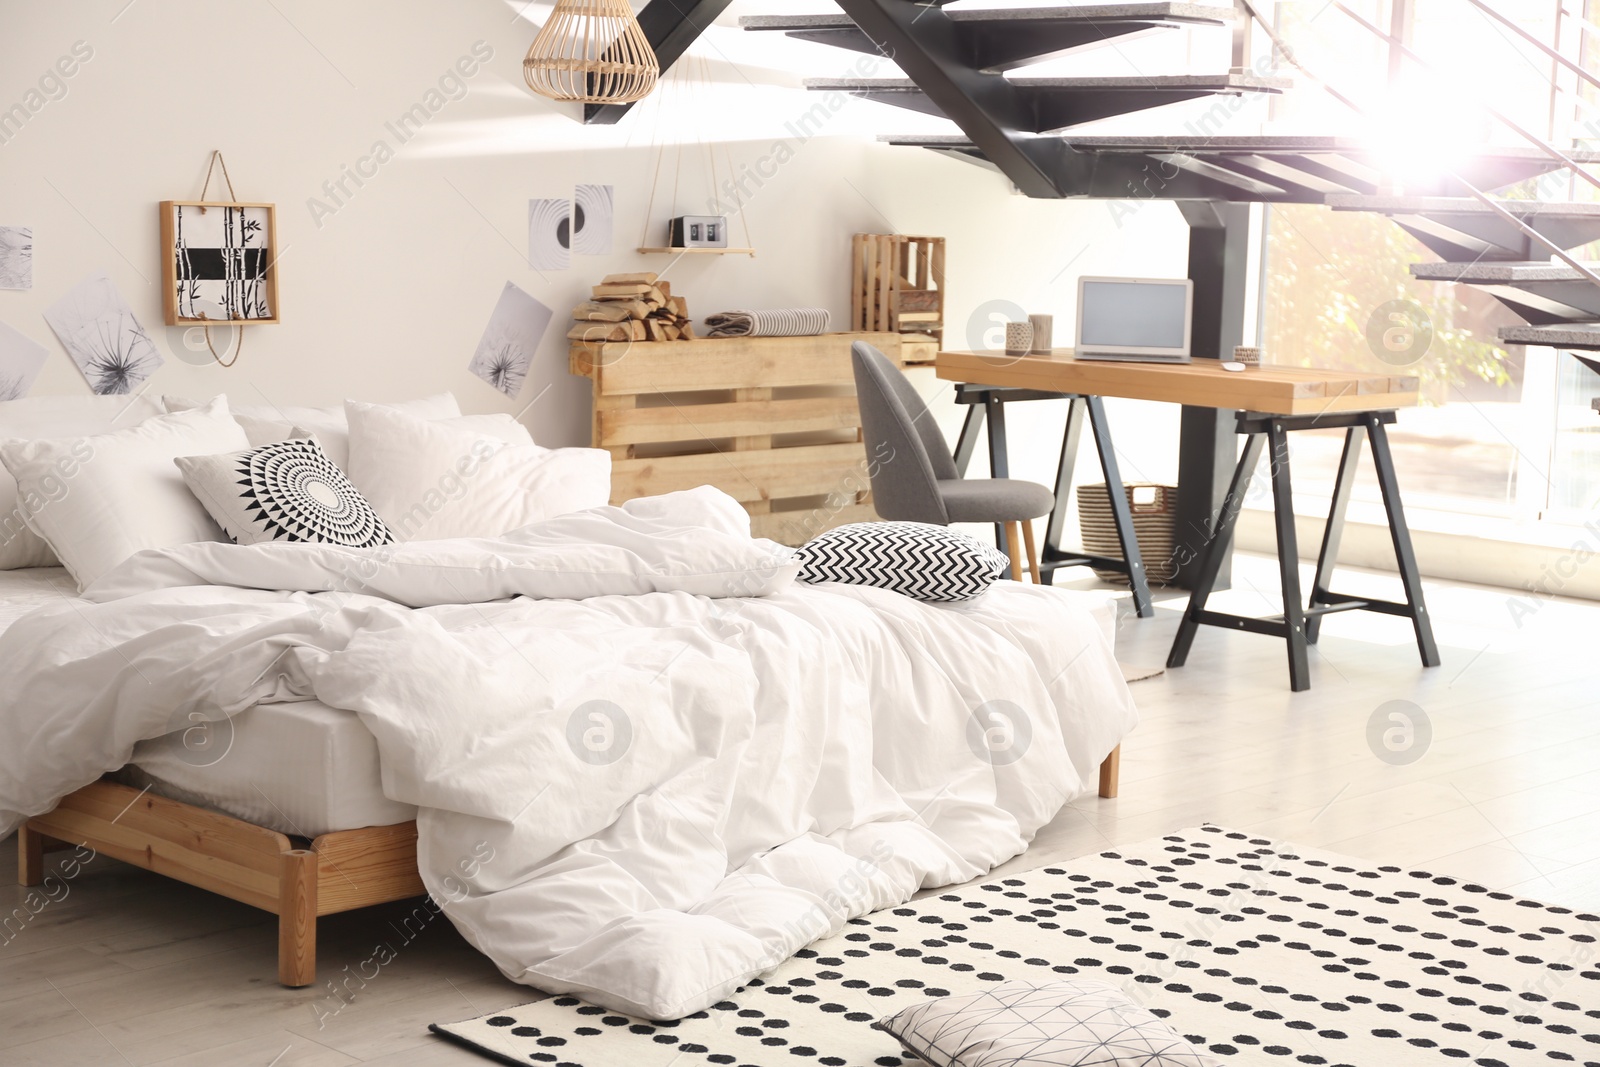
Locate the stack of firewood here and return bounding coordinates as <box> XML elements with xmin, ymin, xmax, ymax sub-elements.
<box><xmin>566</xmin><ymin>272</ymin><xmax>695</xmax><ymax>344</ymax></box>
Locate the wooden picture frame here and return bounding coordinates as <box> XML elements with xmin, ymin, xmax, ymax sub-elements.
<box><xmin>159</xmin><ymin>200</ymin><xmax>279</xmax><ymax>326</ymax></box>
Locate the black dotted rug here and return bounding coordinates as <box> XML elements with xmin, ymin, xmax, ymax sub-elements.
<box><xmin>432</xmin><ymin>825</ymin><xmax>1600</xmax><ymax>1066</ymax></box>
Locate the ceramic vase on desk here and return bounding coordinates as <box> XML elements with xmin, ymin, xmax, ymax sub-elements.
<box><xmin>1005</xmin><ymin>321</ymin><xmax>1033</xmax><ymax>355</ymax></box>
<box><xmin>1029</xmin><ymin>314</ymin><xmax>1053</xmax><ymax>353</ymax></box>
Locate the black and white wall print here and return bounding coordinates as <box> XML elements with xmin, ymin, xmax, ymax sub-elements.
<box><xmin>528</xmin><ymin>198</ymin><xmax>572</xmax><ymax>271</ymax></box>
<box><xmin>0</xmin><ymin>227</ymin><xmax>32</xmax><ymax>290</ymax></box>
<box><xmin>170</xmin><ymin>204</ymin><xmax>273</xmax><ymax>321</ymax></box>
<box><xmin>0</xmin><ymin>320</ymin><xmax>48</xmax><ymax>400</ymax></box>
<box><xmin>573</xmin><ymin>184</ymin><xmax>614</xmax><ymax>255</ymax></box>
<box><xmin>44</xmin><ymin>271</ymin><xmax>164</xmax><ymax>395</ymax></box>
<box><xmin>468</xmin><ymin>281</ymin><xmax>555</xmax><ymax>398</ymax></box>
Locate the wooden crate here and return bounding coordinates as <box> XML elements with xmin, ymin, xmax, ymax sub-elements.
<box><xmin>570</xmin><ymin>332</ymin><xmax>913</xmax><ymax>545</ymax></box>
<box><xmin>851</xmin><ymin>233</ymin><xmax>945</xmax><ymax>360</ymax></box>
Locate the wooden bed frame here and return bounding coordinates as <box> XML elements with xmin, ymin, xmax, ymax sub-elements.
<box><xmin>17</xmin><ymin>750</ymin><xmax>1121</xmax><ymax>987</ymax></box>
<box><xmin>17</xmin><ymin>780</ymin><xmax>423</xmax><ymax>986</ymax></box>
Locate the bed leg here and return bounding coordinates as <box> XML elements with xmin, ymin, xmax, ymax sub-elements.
<box><xmin>18</xmin><ymin>824</ymin><xmax>45</xmax><ymax>887</ymax></box>
<box><xmin>279</xmin><ymin>848</ymin><xmax>318</xmax><ymax>988</ymax></box>
<box><xmin>1098</xmin><ymin>746</ymin><xmax>1121</xmax><ymax>799</ymax></box>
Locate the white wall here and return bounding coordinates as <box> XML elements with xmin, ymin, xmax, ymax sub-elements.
<box><xmin>0</xmin><ymin>0</ymin><xmax>1194</xmax><ymax>458</ymax></box>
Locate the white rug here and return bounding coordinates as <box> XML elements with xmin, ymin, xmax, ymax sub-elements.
<box><xmin>433</xmin><ymin>826</ymin><xmax>1600</xmax><ymax>1066</ymax></box>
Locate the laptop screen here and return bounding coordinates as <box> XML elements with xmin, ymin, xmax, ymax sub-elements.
<box><xmin>1078</xmin><ymin>279</ymin><xmax>1192</xmax><ymax>356</ymax></box>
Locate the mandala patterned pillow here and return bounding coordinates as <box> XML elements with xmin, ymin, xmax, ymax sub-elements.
<box><xmin>796</xmin><ymin>522</ymin><xmax>1009</xmax><ymax>602</ymax></box>
<box><xmin>175</xmin><ymin>436</ymin><xmax>393</xmax><ymax>548</ymax></box>
<box><xmin>874</xmin><ymin>980</ymin><xmax>1220</xmax><ymax>1067</ymax></box>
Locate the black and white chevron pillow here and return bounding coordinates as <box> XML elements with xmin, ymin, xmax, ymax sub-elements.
<box><xmin>796</xmin><ymin>522</ymin><xmax>1009</xmax><ymax>602</ymax></box>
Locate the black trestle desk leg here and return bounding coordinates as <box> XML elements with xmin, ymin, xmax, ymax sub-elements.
<box><xmin>953</xmin><ymin>400</ymin><xmax>984</xmax><ymax>478</ymax></box>
<box><xmin>1168</xmin><ymin>433</ymin><xmax>1265</xmax><ymax>669</ymax></box>
<box><xmin>1087</xmin><ymin>396</ymin><xmax>1152</xmax><ymax>618</ymax></box>
<box><xmin>1307</xmin><ymin>425</ymin><xmax>1365</xmax><ymax>645</ymax></box>
<box><xmin>986</xmin><ymin>393</ymin><xmax>1011</xmax><ymax>560</ymax></box>
<box><xmin>1267</xmin><ymin>420</ymin><xmax>1311</xmax><ymax>692</ymax></box>
<box><xmin>1367</xmin><ymin>415</ymin><xmax>1441</xmax><ymax>669</ymax></box>
<box><xmin>1042</xmin><ymin>397</ymin><xmax>1088</xmax><ymax>587</ymax></box>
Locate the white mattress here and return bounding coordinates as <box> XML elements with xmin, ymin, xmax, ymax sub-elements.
<box><xmin>122</xmin><ymin>699</ymin><xmax>417</xmax><ymax>837</ymax></box>
<box><xmin>0</xmin><ymin>568</ymin><xmax>413</xmax><ymax>837</ymax></box>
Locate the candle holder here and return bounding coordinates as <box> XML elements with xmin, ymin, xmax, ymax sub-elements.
<box><xmin>1005</xmin><ymin>321</ymin><xmax>1034</xmax><ymax>355</ymax></box>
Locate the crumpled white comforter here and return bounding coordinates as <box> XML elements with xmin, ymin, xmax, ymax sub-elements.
<box><xmin>0</xmin><ymin>487</ymin><xmax>1137</xmax><ymax>1019</ymax></box>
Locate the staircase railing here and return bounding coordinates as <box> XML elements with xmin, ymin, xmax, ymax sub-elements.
<box><xmin>1331</xmin><ymin>2</ymin><xmax>1600</xmax><ymax>198</ymax></box>
<box><xmin>1460</xmin><ymin>0</ymin><xmax>1600</xmax><ymax>98</ymax></box>
<box><xmin>1235</xmin><ymin>0</ymin><xmax>1600</xmax><ymax>295</ymax></box>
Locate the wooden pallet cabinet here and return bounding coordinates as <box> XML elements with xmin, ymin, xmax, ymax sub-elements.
<box><xmin>571</xmin><ymin>332</ymin><xmax>913</xmax><ymax>545</ymax></box>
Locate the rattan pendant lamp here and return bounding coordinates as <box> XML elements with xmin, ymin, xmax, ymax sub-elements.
<box><xmin>523</xmin><ymin>0</ymin><xmax>659</xmax><ymax>105</ymax></box>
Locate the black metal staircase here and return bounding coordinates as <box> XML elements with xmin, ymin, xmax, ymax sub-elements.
<box><xmin>742</xmin><ymin>0</ymin><xmax>1600</xmax><ymax>389</ymax></box>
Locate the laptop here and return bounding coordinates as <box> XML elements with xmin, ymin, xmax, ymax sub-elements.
<box><xmin>1075</xmin><ymin>277</ymin><xmax>1195</xmax><ymax>363</ymax></box>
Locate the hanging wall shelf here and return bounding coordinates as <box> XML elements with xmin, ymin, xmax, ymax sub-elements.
<box><xmin>635</xmin><ymin>57</ymin><xmax>756</xmax><ymax>260</ymax></box>
<box><xmin>636</xmin><ymin>246</ymin><xmax>755</xmax><ymax>256</ymax></box>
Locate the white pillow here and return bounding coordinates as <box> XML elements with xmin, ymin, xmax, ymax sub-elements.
<box><xmin>873</xmin><ymin>979</ymin><xmax>1220</xmax><ymax>1067</ymax></box>
<box><xmin>163</xmin><ymin>393</ymin><xmax>461</xmax><ymax>469</ymax></box>
<box><xmin>437</xmin><ymin>413</ymin><xmax>536</xmax><ymax>446</ymax></box>
<box><xmin>345</xmin><ymin>401</ymin><xmax>612</xmax><ymax>541</ymax></box>
<box><xmin>0</xmin><ymin>394</ymin><xmax>167</xmax><ymax>570</ymax></box>
<box><xmin>0</xmin><ymin>397</ymin><xmax>251</xmax><ymax>589</ymax></box>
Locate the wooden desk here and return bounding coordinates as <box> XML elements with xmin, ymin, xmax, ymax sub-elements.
<box><xmin>936</xmin><ymin>349</ymin><xmax>1421</xmax><ymax>416</ymax></box>
<box><xmin>936</xmin><ymin>348</ymin><xmax>1437</xmax><ymax>692</ymax></box>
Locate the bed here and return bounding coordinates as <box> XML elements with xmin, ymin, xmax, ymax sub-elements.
<box><xmin>1</xmin><ymin>566</ymin><xmax>425</xmax><ymax>985</ymax></box>
<box><xmin>6</xmin><ymin>563</ymin><xmax>1127</xmax><ymax>995</ymax></box>
<box><xmin>0</xmin><ymin>405</ymin><xmax>1137</xmax><ymax>1021</ymax></box>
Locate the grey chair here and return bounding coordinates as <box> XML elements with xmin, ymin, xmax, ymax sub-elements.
<box><xmin>852</xmin><ymin>341</ymin><xmax>1054</xmax><ymax>581</ymax></box>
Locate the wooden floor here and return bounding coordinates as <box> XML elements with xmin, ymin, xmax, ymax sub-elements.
<box><xmin>2</xmin><ymin>553</ymin><xmax>1597</xmax><ymax>1065</ymax></box>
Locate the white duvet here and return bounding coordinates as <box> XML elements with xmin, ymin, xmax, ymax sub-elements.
<box><xmin>0</xmin><ymin>488</ymin><xmax>1136</xmax><ymax>1019</ymax></box>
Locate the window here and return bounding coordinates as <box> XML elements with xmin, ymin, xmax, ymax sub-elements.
<box><xmin>1259</xmin><ymin>0</ymin><xmax>1600</xmax><ymax>536</ymax></box>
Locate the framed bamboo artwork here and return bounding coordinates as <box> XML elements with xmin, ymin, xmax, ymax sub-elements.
<box><xmin>159</xmin><ymin>200</ymin><xmax>279</xmax><ymax>326</ymax></box>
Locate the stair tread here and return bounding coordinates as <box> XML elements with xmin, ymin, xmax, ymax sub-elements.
<box><xmin>950</xmin><ymin>3</ymin><xmax>1233</xmax><ymax>23</ymax></box>
<box><xmin>741</xmin><ymin>4</ymin><xmax>1233</xmax><ymax>30</ymax></box>
<box><xmin>880</xmin><ymin>134</ymin><xmax>979</xmax><ymax>144</ymax></box>
<box><xmin>1411</xmin><ymin>260</ymin><xmax>1600</xmax><ymax>281</ymax></box>
<box><xmin>1059</xmin><ymin>135</ymin><xmax>1600</xmax><ymax>160</ymax></box>
<box><xmin>807</xmin><ymin>74</ymin><xmax>1289</xmax><ymax>90</ymax></box>
<box><xmin>742</xmin><ymin>14</ymin><xmax>855</xmax><ymax>29</ymax></box>
<box><xmin>1501</xmin><ymin>323</ymin><xmax>1600</xmax><ymax>347</ymax></box>
<box><xmin>881</xmin><ymin>132</ymin><xmax>1600</xmax><ymax>161</ymax></box>
<box><xmin>878</xmin><ymin>132</ymin><xmax>1356</xmax><ymax>149</ymax></box>
<box><xmin>1329</xmin><ymin>194</ymin><xmax>1600</xmax><ymax>217</ymax></box>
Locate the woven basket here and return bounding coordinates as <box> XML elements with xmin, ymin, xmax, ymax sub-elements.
<box><xmin>1077</xmin><ymin>483</ymin><xmax>1180</xmax><ymax>586</ymax></box>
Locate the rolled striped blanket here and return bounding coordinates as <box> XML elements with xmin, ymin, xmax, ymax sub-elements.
<box><xmin>703</xmin><ymin>307</ymin><xmax>831</xmax><ymax>338</ymax></box>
